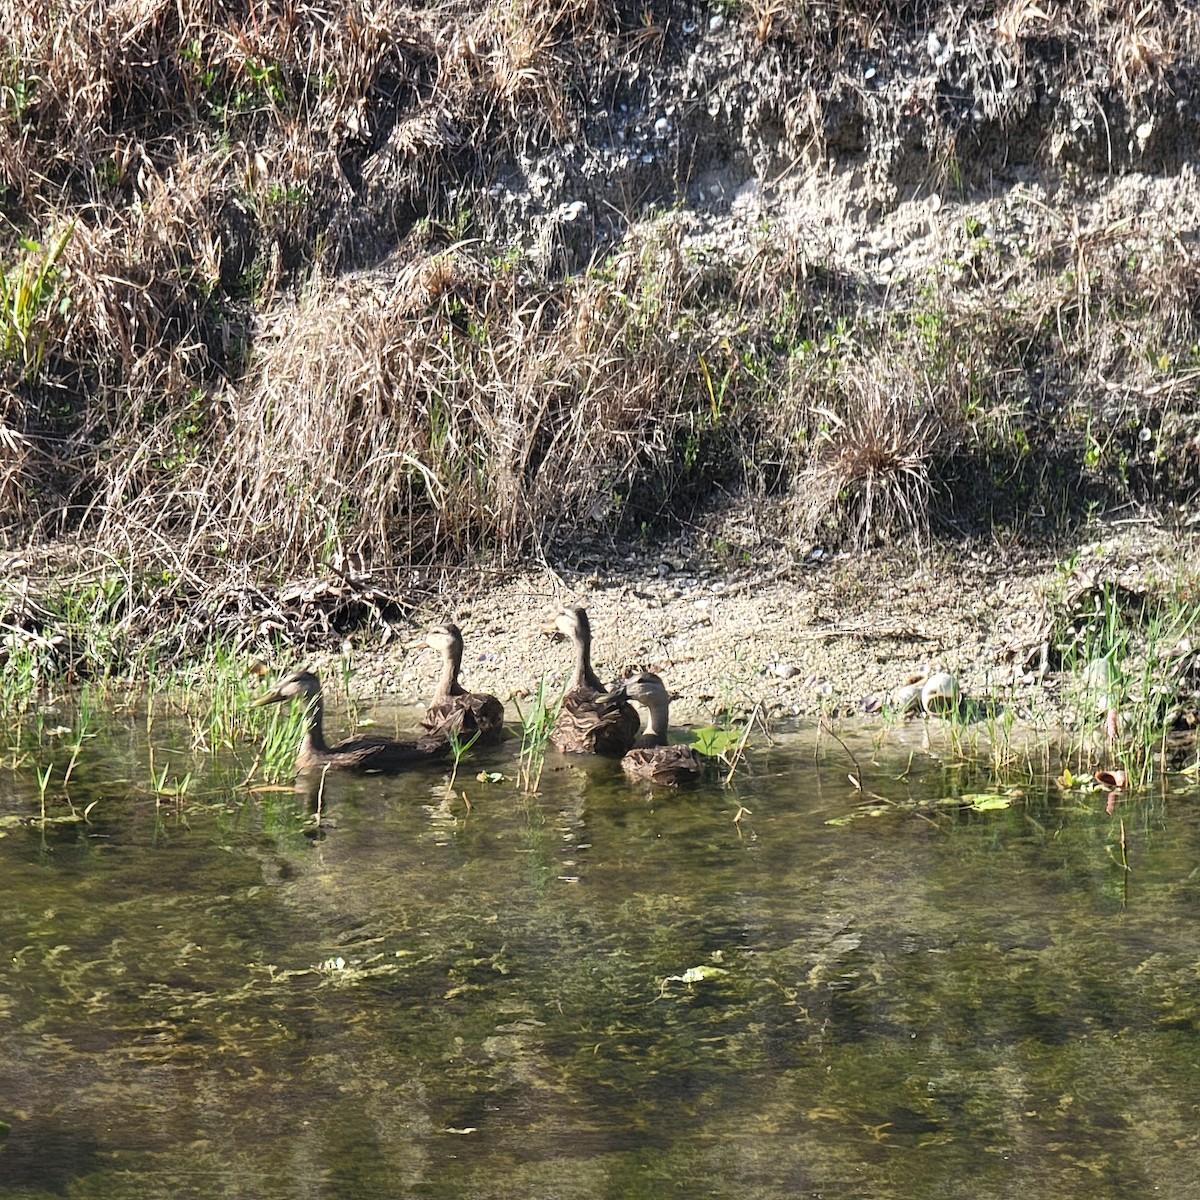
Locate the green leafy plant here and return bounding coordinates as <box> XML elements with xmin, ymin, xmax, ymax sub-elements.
<box><xmin>512</xmin><ymin>676</ymin><xmax>562</xmax><ymax>794</ymax></box>
<box><xmin>0</xmin><ymin>222</ymin><xmax>74</xmax><ymax>381</ymax></box>
<box><xmin>446</xmin><ymin>728</ymin><xmax>480</xmax><ymax>797</ymax></box>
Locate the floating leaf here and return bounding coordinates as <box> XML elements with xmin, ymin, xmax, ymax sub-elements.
<box><xmin>664</xmin><ymin>965</ymin><xmax>729</xmax><ymax>985</ymax></box>
<box><xmin>475</xmin><ymin>771</ymin><xmax>505</xmax><ymax>784</ymax></box>
<box><xmin>683</xmin><ymin>726</ymin><xmax>745</xmax><ymax>757</ymax></box>
<box><xmin>960</xmin><ymin>793</ymin><xmax>1013</xmax><ymax>811</ymax></box>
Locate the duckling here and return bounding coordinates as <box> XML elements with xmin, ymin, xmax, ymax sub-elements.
<box><xmin>606</xmin><ymin>672</ymin><xmax>702</xmax><ymax>786</ymax></box>
<box><xmin>253</xmin><ymin>669</ymin><xmax>449</xmax><ymax>773</ymax></box>
<box><xmin>545</xmin><ymin>603</ymin><xmax>640</xmax><ymax>756</ymax></box>
<box><xmin>418</xmin><ymin>621</ymin><xmax>507</xmax><ymax>745</ymax></box>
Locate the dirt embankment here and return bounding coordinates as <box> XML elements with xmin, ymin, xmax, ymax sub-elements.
<box><xmin>3</xmin><ymin>2</ymin><xmax>1200</xmax><ymax>738</ymax></box>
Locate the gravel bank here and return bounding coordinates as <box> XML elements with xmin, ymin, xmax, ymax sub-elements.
<box><xmin>322</xmin><ymin>520</ymin><xmax>1198</xmax><ymax>735</ymax></box>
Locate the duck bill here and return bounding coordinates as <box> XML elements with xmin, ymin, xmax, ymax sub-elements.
<box><xmin>251</xmin><ymin>688</ymin><xmax>284</xmax><ymax>708</ymax></box>
<box><xmin>594</xmin><ymin>687</ymin><xmax>627</xmax><ymax>706</ymax></box>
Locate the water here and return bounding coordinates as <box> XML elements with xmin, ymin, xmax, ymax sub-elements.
<box><xmin>3</xmin><ymin>710</ymin><xmax>1200</xmax><ymax>1199</ymax></box>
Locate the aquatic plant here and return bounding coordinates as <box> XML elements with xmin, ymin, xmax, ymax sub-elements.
<box><xmin>512</xmin><ymin>675</ymin><xmax>562</xmax><ymax>794</ymax></box>
<box><xmin>244</xmin><ymin>693</ymin><xmax>310</xmax><ymax>784</ymax></box>
<box><xmin>1050</xmin><ymin>576</ymin><xmax>1200</xmax><ymax>786</ymax></box>
<box><xmin>0</xmin><ymin>633</ymin><xmax>44</xmax><ymax>734</ymax></box>
<box><xmin>445</xmin><ymin>728</ymin><xmax>480</xmax><ymax>798</ymax></box>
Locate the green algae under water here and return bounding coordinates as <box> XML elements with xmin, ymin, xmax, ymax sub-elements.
<box><xmin>2</xmin><ymin>710</ymin><xmax>1200</xmax><ymax>1200</ymax></box>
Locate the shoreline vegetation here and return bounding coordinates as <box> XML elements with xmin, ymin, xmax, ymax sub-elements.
<box><xmin>2</xmin><ymin>2</ymin><xmax>1198</xmax><ymax>778</ymax></box>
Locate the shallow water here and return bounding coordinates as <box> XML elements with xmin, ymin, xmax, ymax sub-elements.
<box><xmin>2</xmin><ymin>709</ymin><xmax>1200</xmax><ymax>1200</ymax></box>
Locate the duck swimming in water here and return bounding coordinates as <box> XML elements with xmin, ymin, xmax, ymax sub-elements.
<box><xmin>603</xmin><ymin>672</ymin><xmax>702</xmax><ymax>786</ymax></box>
<box><xmin>544</xmin><ymin>604</ymin><xmax>640</xmax><ymax>757</ymax></box>
<box><xmin>418</xmin><ymin>621</ymin><xmax>507</xmax><ymax>745</ymax></box>
<box><xmin>253</xmin><ymin>669</ymin><xmax>450</xmax><ymax>773</ymax></box>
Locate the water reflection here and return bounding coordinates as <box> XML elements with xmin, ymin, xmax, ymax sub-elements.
<box><xmin>1</xmin><ymin>716</ymin><xmax>1199</xmax><ymax>1199</ymax></box>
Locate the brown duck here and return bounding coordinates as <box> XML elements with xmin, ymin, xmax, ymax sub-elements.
<box><xmin>605</xmin><ymin>672</ymin><xmax>702</xmax><ymax>786</ymax></box>
<box><xmin>545</xmin><ymin>604</ymin><xmax>640</xmax><ymax>756</ymax></box>
<box><xmin>418</xmin><ymin>621</ymin><xmax>507</xmax><ymax>745</ymax></box>
<box><xmin>253</xmin><ymin>669</ymin><xmax>450</xmax><ymax>773</ymax></box>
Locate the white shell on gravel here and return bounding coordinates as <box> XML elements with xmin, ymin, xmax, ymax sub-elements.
<box><xmin>920</xmin><ymin>672</ymin><xmax>960</xmax><ymax>714</ymax></box>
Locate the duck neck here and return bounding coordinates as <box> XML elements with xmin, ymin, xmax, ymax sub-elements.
<box><xmin>301</xmin><ymin>693</ymin><xmax>329</xmax><ymax>756</ymax></box>
<box><xmin>642</xmin><ymin>696</ymin><xmax>670</xmax><ymax>746</ymax></box>
<box><xmin>570</xmin><ymin>631</ymin><xmax>604</xmax><ymax>693</ymax></box>
<box><xmin>435</xmin><ymin>642</ymin><xmax>465</xmax><ymax>702</ymax></box>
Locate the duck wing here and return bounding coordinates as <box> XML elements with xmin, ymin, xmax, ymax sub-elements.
<box><xmin>421</xmin><ymin>692</ymin><xmax>508</xmax><ymax>745</ymax></box>
<box><xmin>551</xmin><ymin>687</ymin><xmax>641</xmax><ymax>756</ymax></box>
<box><xmin>621</xmin><ymin>744</ymin><xmax>703</xmax><ymax>787</ymax></box>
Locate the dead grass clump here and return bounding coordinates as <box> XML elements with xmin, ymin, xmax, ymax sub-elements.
<box><xmin>795</xmin><ymin>363</ymin><xmax>946</xmax><ymax>549</ymax></box>
<box><xmin>1105</xmin><ymin>1</ymin><xmax>1176</xmax><ymax>98</ymax></box>
<box><xmin>76</xmin><ymin>225</ymin><xmax>699</xmax><ymax>572</ymax></box>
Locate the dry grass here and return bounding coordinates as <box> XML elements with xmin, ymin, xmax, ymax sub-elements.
<box><xmin>1</xmin><ymin>0</ymin><xmax>1199</xmax><ymax>587</ymax></box>
<box><xmin>74</xmin><ymin>226</ymin><xmax>698</xmax><ymax>570</ymax></box>
<box><xmin>797</xmin><ymin>365</ymin><xmax>944</xmax><ymax>548</ymax></box>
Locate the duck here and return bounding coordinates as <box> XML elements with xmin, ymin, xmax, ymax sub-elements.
<box><xmin>252</xmin><ymin>669</ymin><xmax>450</xmax><ymax>773</ymax></box>
<box><xmin>544</xmin><ymin>603</ymin><xmax>640</xmax><ymax>756</ymax></box>
<box><xmin>604</xmin><ymin>672</ymin><xmax>703</xmax><ymax>786</ymax></box>
<box><xmin>417</xmin><ymin>621</ymin><xmax>507</xmax><ymax>745</ymax></box>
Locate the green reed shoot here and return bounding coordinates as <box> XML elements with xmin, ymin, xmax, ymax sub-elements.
<box><xmin>0</xmin><ymin>635</ymin><xmax>44</xmax><ymax>733</ymax></box>
<box><xmin>184</xmin><ymin>641</ymin><xmax>261</xmax><ymax>751</ymax></box>
<box><xmin>512</xmin><ymin>675</ymin><xmax>562</xmax><ymax>794</ymax></box>
<box><xmin>246</xmin><ymin>695</ymin><xmax>309</xmax><ymax>783</ymax></box>
<box><xmin>147</xmin><ymin>745</ymin><xmax>191</xmax><ymax>800</ymax></box>
<box><xmin>339</xmin><ymin>649</ymin><xmax>360</xmax><ymax>729</ymax></box>
<box><xmin>446</xmin><ymin>728</ymin><xmax>480</xmax><ymax>797</ymax></box>
<box><xmin>63</xmin><ymin>689</ymin><xmax>95</xmax><ymax>787</ymax></box>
